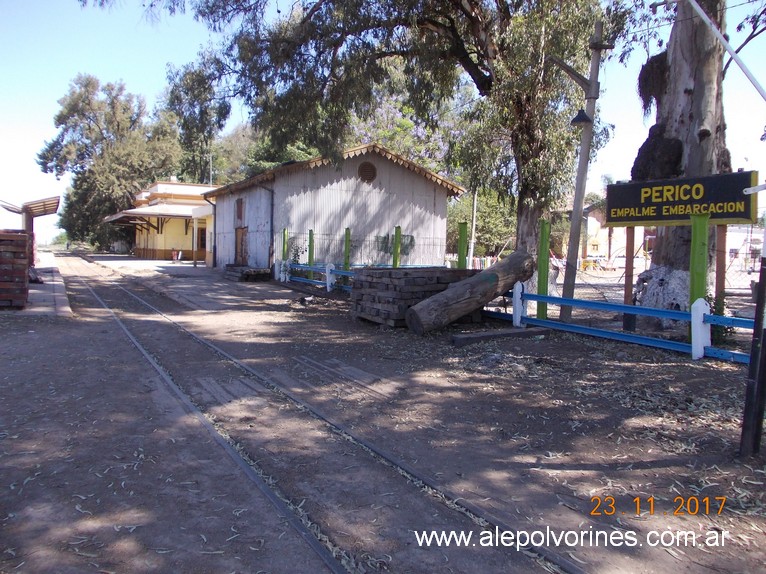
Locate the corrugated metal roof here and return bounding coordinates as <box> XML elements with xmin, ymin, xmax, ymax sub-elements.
<box><xmin>204</xmin><ymin>143</ymin><xmax>466</xmax><ymax>199</ymax></box>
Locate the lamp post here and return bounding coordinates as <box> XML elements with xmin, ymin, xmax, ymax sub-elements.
<box><xmin>552</xmin><ymin>21</ymin><xmax>611</xmax><ymax>322</ymax></box>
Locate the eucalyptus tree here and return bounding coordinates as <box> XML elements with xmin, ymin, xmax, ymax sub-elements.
<box><xmin>622</xmin><ymin>0</ymin><xmax>766</xmax><ymax>310</ymax></box>
<box><xmin>81</xmin><ymin>0</ymin><xmax>613</xmax><ymax>255</ymax></box>
<box><xmin>165</xmin><ymin>54</ymin><xmax>231</xmax><ymax>183</ymax></box>
<box><xmin>39</xmin><ymin>74</ymin><xmax>182</xmax><ymax>249</ymax></box>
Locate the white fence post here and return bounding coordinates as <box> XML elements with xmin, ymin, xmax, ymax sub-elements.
<box><xmin>512</xmin><ymin>282</ymin><xmax>526</xmax><ymax>327</ymax></box>
<box><xmin>325</xmin><ymin>263</ymin><xmax>336</xmax><ymax>292</ymax></box>
<box><xmin>278</xmin><ymin>260</ymin><xmax>291</xmax><ymax>282</ymax></box>
<box><xmin>691</xmin><ymin>298</ymin><xmax>711</xmax><ymax>360</ymax></box>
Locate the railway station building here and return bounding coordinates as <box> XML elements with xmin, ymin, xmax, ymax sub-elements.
<box><xmin>105</xmin><ymin>181</ymin><xmax>216</xmax><ymax>263</ymax></box>
<box><xmin>202</xmin><ymin>143</ymin><xmax>465</xmax><ymax>274</ymax></box>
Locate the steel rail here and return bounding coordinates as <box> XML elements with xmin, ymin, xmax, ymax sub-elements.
<box><xmin>73</xmin><ymin>259</ymin><xmax>590</xmax><ymax>574</ymax></box>
<box><xmin>70</xmin><ymin>271</ymin><xmax>348</xmax><ymax>574</ymax></box>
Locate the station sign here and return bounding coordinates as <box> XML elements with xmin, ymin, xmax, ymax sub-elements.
<box><xmin>605</xmin><ymin>171</ymin><xmax>758</xmax><ymax>227</ymax></box>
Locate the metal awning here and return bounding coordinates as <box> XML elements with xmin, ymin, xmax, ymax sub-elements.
<box><xmin>1</xmin><ymin>196</ymin><xmax>60</xmax><ymax>217</ymax></box>
<box><xmin>104</xmin><ymin>203</ymin><xmax>207</xmax><ymax>224</ymax></box>
<box><xmin>22</xmin><ymin>196</ymin><xmax>60</xmax><ymax>218</ymax></box>
<box><xmin>0</xmin><ymin>199</ymin><xmax>22</xmax><ymax>214</ymax></box>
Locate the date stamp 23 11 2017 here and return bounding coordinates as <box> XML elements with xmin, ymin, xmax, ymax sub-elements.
<box><xmin>590</xmin><ymin>495</ymin><xmax>727</xmax><ymax>517</ymax></box>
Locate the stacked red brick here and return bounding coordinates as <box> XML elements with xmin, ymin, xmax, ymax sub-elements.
<box><xmin>0</xmin><ymin>231</ymin><xmax>29</xmax><ymax>308</ymax></box>
<box><xmin>351</xmin><ymin>267</ymin><xmax>477</xmax><ymax>327</ymax></box>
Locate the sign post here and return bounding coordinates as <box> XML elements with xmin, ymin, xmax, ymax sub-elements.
<box><xmin>689</xmin><ymin>214</ymin><xmax>710</xmax><ymax>305</ymax></box>
<box><xmin>740</xmin><ymin>184</ymin><xmax>766</xmax><ymax>457</ymax></box>
<box><xmin>606</xmin><ymin>171</ymin><xmax>758</xmax><ymax>329</ymax></box>
<box><xmin>741</xmin><ymin>237</ymin><xmax>766</xmax><ymax>456</ymax></box>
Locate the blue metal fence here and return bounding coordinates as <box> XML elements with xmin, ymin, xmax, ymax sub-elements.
<box><xmin>279</xmin><ymin>263</ymin><xmax>753</xmax><ymax>365</ymax></box>
<box><xmin>502</xmin><ymin>288</ymin><xmax>753</xmax><ymax>364</ymax></box>
<box><xmin>284</xmin><ymin>262</ymin><xmax>355</xmax><ymax>292</ymax></box>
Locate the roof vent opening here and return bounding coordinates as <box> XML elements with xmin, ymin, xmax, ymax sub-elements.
<box><xmin>358</xmin><ymin>161</ymin><xmax>377</xmax><ymax>183</ymax></box>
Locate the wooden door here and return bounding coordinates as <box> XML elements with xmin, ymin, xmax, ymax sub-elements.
<box><xmin>235</xmin><ymin>227</ymin><xmax>248</xmax><ymax>266</ymax></box>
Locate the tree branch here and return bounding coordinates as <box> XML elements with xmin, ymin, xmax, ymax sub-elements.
<box><xmin>723</xmin><ymin>25</ymin><xmax>766</xmax><ymax>78</ymax></box>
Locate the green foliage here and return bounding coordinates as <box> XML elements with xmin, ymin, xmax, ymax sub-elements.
<box><xmin>85</xmin><ymin>0</ymin><xmax>766</xmax><ymax>255</ymax></box>
<box><xmin>584</xmin><ymin>191</ymin><xmax>606</xmax><ymax>212</ymax></box>
<box><xmin>212</xmin><ymin>124</ymin><xmax>256</xmax><ymax>185</ymax></box>
<box><xmin>75</xmin><ymin>1</ymin><xmax>643</xmax><ymax>256</ymax></box>
<box><xmin>39</xmin><ymin>74</ymin><xmax>182</xmax><ymax>249</ymax></box>
<box><xmin>246</xmin><ymin>136</ymin><xmax>318</xmax><ymax>176</ymax></box>
<box><xmin>104</xmin><ymin>0</ymin><xmax>611</xmax><ymax>253</ymax></box>
<box><xmin>348</xmin><ymin>60</ymin><xmax>469</xmax><ymax>177</ymax></box>
<box><xmin>51</xmin><ymin>232</ymin><xmax>68</xmax><ymax>245</ymax></box>
<box><xmin>165</xmin><ymin>54</ymin><xmax>231</xmax><ymax>183</ymax></box>
<box><xmin>447</xmin><ymin>191</ymin><xmax>515</xmax><ymax>256</ymax></box>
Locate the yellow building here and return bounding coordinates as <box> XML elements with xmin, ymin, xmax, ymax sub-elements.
<box><xmin>105</xmin><ymin>181</ymin><xmax>216</xmax><ymax>263</ymax></box>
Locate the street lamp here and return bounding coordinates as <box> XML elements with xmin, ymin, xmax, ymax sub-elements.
<box><xmin>549</xmin><ymin>21</ymin><xmax>612</xmax><ymax>322</ymax></box>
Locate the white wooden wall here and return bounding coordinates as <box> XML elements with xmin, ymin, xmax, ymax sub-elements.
<box><xmin>213</xmin><ymin>153</ymin><xmax>450</xmax><ymax>269</ymax></box>
<box><xmin>214</xmin><ymin>188</ymin><xmax>271</xmax><ymax>268</ymax></box>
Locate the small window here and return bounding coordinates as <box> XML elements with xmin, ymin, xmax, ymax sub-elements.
<box><xmin>358</xmin><ymin>161</ymin><xmax>377</xmax><ymax>183</ymax></box>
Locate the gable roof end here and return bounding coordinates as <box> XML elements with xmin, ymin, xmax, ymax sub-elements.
<box><xmin>204</xmin><ymin>144</ymin><xmax>466</xmax><ymax>199</ymax></box>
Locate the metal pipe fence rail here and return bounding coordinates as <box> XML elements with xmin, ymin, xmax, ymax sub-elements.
<box><xmin>498</xmin><ymin>285</ymin><xmax>753</xmax><ymax>364</ymax></box>
<box><xmin>280</xmin><ymin>262</ymin><xmax>355</xmax><ymax>293</ymax></box>
<box><xmin>276</xmin><ymin>265</ymin><xmax>753</xmax><ymax>364</ymax></box>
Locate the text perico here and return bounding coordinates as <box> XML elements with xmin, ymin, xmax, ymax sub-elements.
<box><xmin>605</xmin><ymin>171</ymin><xmax>758</xmax><ymax>227</ymax></box>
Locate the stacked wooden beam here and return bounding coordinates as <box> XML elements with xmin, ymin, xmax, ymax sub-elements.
<box><xmin>0</xmin><ymin>231</ymin><xmax>29</xmax><ymax>308</ymax></box>
<box><xmin>351</xmin><ymin>267</ymin><xmax>478</xmax><ymax>327</ymax></box>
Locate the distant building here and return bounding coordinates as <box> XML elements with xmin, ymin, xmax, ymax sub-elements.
<box><xmin>203</xmin><ymin>144</ymin><xmax>465</xmax><ymax>272</ymax></box>
<box><xmin>105</xmin><ymin>181</ymin><xmax>216</xmax><ymax>262</ymax></box>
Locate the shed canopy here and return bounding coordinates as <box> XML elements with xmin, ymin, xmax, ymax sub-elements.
<box><xmin>1</xmin><ymin>196</ymin><xmax>60</xmax><ymax>217</ymax></box>
<box><xmin>104</xmin><ymin>203</ymin><xmax>209</xmax><ymax>225</ymax></box>
<box><xmin>23</xmin><ymin>196</ymin><xmax>60</xmax><ymax>218</ymax></box>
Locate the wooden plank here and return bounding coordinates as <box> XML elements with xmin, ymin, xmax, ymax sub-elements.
<box><xmin>0</xmin><ymin>245</ymin><xmax>28</xmax><ymax>253</ymax></box>
<box><xmin>451</xmin><ymin>327</ymin><xmax>550</xmax><ymax>347</ymax></box>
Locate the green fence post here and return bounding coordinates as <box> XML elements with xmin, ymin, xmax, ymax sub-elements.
<box><xmin>282</xmin><ymin>228</ymin><xmax>289</xmax><ymax>261</ymax></box>
<box><xmin>308</xmin><ymin>229</ymin><xmax>314</xmax><ymax>280</ymax></box>
<box><xmin>392</xmin><ymin>226</ymin><xmax>402</xmax><ymax>268</ymax></box>
<box><xmin>537</xmin><ymin>219</ymin><xmax>551</xmax><ymax>319</ymax></box>
<box><xmin>689</xmin><ymin>214</ymin><xmax>710</xmax><ymax>306</ymax></box>
<box><xmin>458</xmin><ymin>221</ymin><xmax>468</xmax><ymax>270</ymax></box>
<box><xmin>344</xmin><ymin>227</ymin><xmax>351</xmax><ymax>272</ymax></box>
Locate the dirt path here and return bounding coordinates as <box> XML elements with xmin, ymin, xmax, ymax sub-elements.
<box><xmin>0</xmin><ymin>312</ymin><xmax>333</xmax><ymax>573</ymax></box>
<box><xmin>2</xmin><ymin>252</ymin><xmax>765</xmax><ymax>573</ymax></box>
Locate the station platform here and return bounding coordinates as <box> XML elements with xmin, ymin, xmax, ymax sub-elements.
<box><xmin>16</xmin><ymin>250</ymin><xmax>72</xmax><ymax>317</ymax></box>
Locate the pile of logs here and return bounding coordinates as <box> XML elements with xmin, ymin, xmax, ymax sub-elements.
<box><xmin>351</xmin><ymin>267</ymin><xmax>478</xmax><ymax>327</ymax></box>
<box><xmin>405</xmin><ymin>250</ymin><xmax>536</xmax><ymax>335</ymax></box>
<box><xmin>0</xmin><ymin>231</ymin><xmax>29</xmax><ymax>308</ymax></box>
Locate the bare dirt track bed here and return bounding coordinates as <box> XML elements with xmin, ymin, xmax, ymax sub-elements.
<box><xmin>1</xmin><ymin>253</ymin><xmax>765</xmax><ymax>574</ymax></box>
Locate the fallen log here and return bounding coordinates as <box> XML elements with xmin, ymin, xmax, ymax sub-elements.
<box><xmin>405</xmin><ymin>250</ymin><xmax>535</xmax><ymax>335</ymax></box>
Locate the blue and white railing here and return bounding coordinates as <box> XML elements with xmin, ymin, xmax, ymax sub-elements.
<box><xmin>278</xmin><ymin>261</ymin><xmax>355</xmax><ymax>292</ymax></box>
<box><xmin>495</xmin><ymin>283</ymin><xmax>753</xmax><ymax>364</ymax></box>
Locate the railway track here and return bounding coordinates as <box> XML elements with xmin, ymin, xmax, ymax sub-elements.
<box><xmin>64</xmin><ymin>255</ymin><xmax>585</xmax><ymax>574</ymax></box>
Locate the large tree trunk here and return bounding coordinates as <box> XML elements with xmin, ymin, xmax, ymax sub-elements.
<box><xmin>632</xmin><ymin>0</ymin><xmax>730</xmax><ymax>315</ymax></box>
<box><xmin>405</xmin><ymin>250</ymin><xmax>535</xmax><ymax>335</ymax></box>
<box><xmin>515</xmin><ymin>200</ymin><xmax>543</xmax><ymax>255</ymax></box>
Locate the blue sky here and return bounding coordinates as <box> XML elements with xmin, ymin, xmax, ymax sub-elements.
<box><xmin>0</xmin><ymin>0</ymin><xmax>764</xmax><ymax>242</ymax></box>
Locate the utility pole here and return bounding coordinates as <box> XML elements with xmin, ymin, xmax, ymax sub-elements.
<box><xmin>467</xmin><ymin>190</ymin><xmax>478</xmax><ymax>266</ymax></box>
<box><xmin>555</xmin><ymin>21</ymin><xmax>612</xmax><ymax>321</ymax></box>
